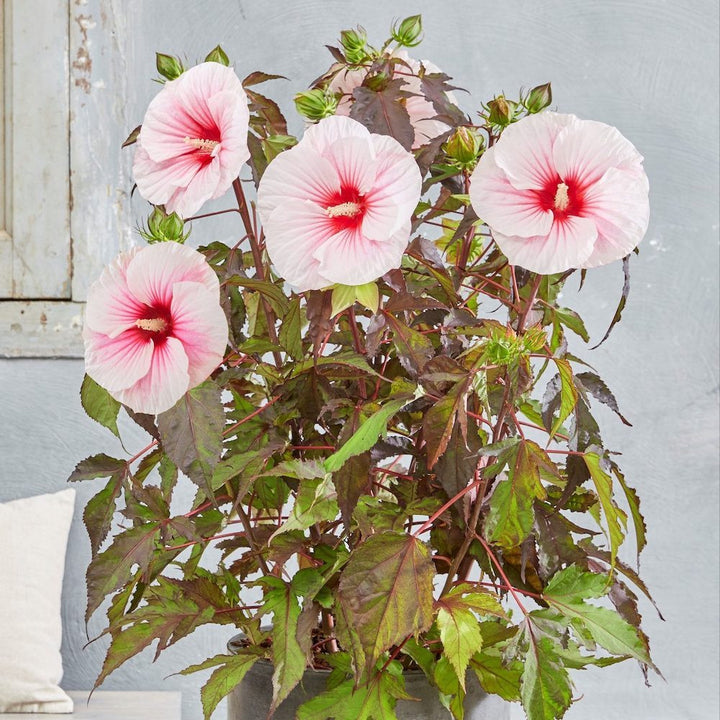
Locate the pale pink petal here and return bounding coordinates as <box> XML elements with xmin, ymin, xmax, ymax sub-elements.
<box><xmin>327</xmin><ymin>66</ymin><xmax>366</xmax><ymax>115</ymax></box>
<box><xmin>257</xmin><ymin>144</ymin><xmax>340</xmax><ymax>218</ymax></box>
<box><xmin>84</xmin><ymin>328</ymin><xmax>154</xmax><ymax>393</ymax></box>
<box><xmin>494</xmin><ymin>216</ymin><xmax>597</xmax><ymax>274</ymax></box>
<box><xmin>313</xmin><ymin>223</ymin><xmax>410</xmax><ymax>286</ymax></box>
<box><xmin>126</xmin><ymin>242</ymin><xmax>220</xmax><ymax>308</ymax></box>
<box><xmin>262</xmin><ymin>200</ymin><xmax>336</xmax><ymax>290</ymax></box>
<box><xmin>469</xmin><ymin>145</ymin><xmax>554</xmax><ymax>238</ymax></box>
<box><xmin>164</xmin><ymin>159</ymin><xmax>222</xmax><ymax>218</ymax></box>
<box><xmin>492</xmin><ymin>112</ymin><xmax>573</xmax><ymax>190</ymax></box>
<box><xmin>133</xmin><ymin>142</ymin><xmax>202</xmax><ymax>209</ymax></box>
<box><xmin>325</xmin><ymin>136</ymin><xmax>377</xmax><ymax>195</ymax></box>
<box><xmin>84</xmin><ymin>249</ymin><xmax>145</xmax><ymax>338</ymax></box>
<box><xmin>553</xmin><ymin>119</ymin><xmax>645</xmax><ymax>188</ymax></box>
<box><xmin>303</xmin><ymin>114</ymin><xmax>371</xmax><ymax>156</ymax></box>
<box><xmin>116</xmin><ymin>337</ymin><xmax>190</xmax><ymax>415</ymax></box>
<box><xmin>207</xmin><ymin>90</ymin><xmax>251</xmax><ymax>192</ymax></box>
<box><xmin>580</xmin><ymin>167</ymin><xmax>649</xmax><ymax>268</ymax></box>
<box><xmin>170</xmin><ymin>281</ymin><xmax>228</xmax><ymax>386</ymax></box>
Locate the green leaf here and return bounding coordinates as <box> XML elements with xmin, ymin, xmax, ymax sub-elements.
<box><xmin>86</xmin><ymin>522</ymin><xmax>161</xmax><ymax>621</ymax></box>
<box><xmin>81</xmin><ymin>374</ymin><xmax>121</xmax><ymax>438</ymax></box>
<box><xmin>355</xmin><ymin>282</ymin><xmax>380</xmax><ymax>313</ymax></box>
<box><xmin>436</xmin><ymin>597</ymin><xmax>483</xmax><ymax>688</ymax></box>
<box><xmin>325</xmin><ymin>396</ymin><xmax>411</xmax><ymax>473</ymax></box>
<box><xmin>521</xmin><ymin>635</ymin><xmax>573</xmax><ymax>720</ymax></box>
<box><xmin>470</xmin><ymin>650</ymin><xmax>522</xmax><ymax>701</ymax></box>
<box><xmin>583</xmin><ymin>452</ymin><xmax>627</xmax><ymax>567</ymax></box>
<box><xmin>384</xmin><ymin>313</ymin><xmax>435</xmax><ymax>377</ymax></box>
<box><xmin>68</xmin><ymin>454</ymin><xmax>127</xmax><ymax>483</ymax></box>
<box><xmin>338</xmin><ymin>533</ymin><xmax>434</xmax><ymax>678</ymax></box>
<box><xmin>83</xmin><ymin>475</ymin><xmax>123</xmax><ymax>555</ymax></box>
<box><xmin>543</xmin><ymin>565</ymin><xmax>607</xmax><ymax>602</ymax></box>
<box><xmin>270</xmin><ymin>476</ymin><xmax>339</xmax><ymax>539</ymax></box>
<box><xmin>157</xmin><ymin>381</ymin><xmax>225</xmax><ymax>497</ymax></box>
<box><xmin>204</xmin><ymin>45</ymin><xmax>229</xmax><ymax>65</ymax></box>
<box><xmin>423</xmin><ymin>377</ymin><xmax>471</xmax><ymax>469</ymax></box>
<box><xmin>279</xmin><ymin>297</ymin><xmax>303</xmax><ymax>360</ymax></box>
<box><xmin>334</xmin><ymin>452</ymin><xmax>372</xmax><ymax>526</ymax></box>
<box><xmin>331</xmin><ymin>284</ymin><xmax>358</xmax><ymax>316</ymax></box>
<box><xmin>297</xmin><ymin>661</ymin><xmax>410</xmax><ymax>720</ymax></box>
<box><xmin>554</xmin><ymin>307</ymin><xmax>589</xmax><ymax>342</ymax></box>
<box><xmin>261</xmin><ymin>578</ymin><xmax>307</xmax><ymax>711</ymax></box>
<box><xmin>611</xmin><ymin>462</ymin><xmax>647</xmax><ymax>562</ymax></box>
<box><xmin>181</xmin><ymin>650</ymin><xmax>264</xmax><ymax>720</ymax></box>
<box><xmin>484</xmin><ymin>440</ymin><xmax>548</xmax><ymax>548</ymax></box>
<box><xmin>228</xmin><ymin>276</ymin><xmax>289</xmax><ymax>316</ymax></box>
<box><xmin>551</xmin><ymin>358</ymin><xmax>578</xmax><ymax>438</ymax></box>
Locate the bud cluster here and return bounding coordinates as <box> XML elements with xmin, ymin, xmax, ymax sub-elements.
<box><xmin>140</xmin><ymin>208</ymin><xmax>190</xmax><ymax>244</ymax></box>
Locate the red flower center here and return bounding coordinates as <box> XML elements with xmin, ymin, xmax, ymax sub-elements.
<box><xmin>135</xmin><ymin>305</ymin><xmax>173</xmax><ymax>345</ymax></box>
<box><xmin>324</xmin><ymin>185</ymin><xmax>366</xmax><ymax>232</ymax></box>
<box><xmin>183</xmin><ymin>122</ymin><xmax>222</xmax><ymax>166</ymax></box>
<box><xmin>536</xmin><ymin>176</ymin><xmax>585</xmax><ymax>220</ymax></box>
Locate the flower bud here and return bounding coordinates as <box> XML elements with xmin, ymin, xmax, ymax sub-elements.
<box><xmin>391</xmin><ymin>14</ymin><xmax>423</xmax><ymax>47</ymax></box>
<box><xmin>445</xmin><ymin>127</ymin><xmax>484</xmax><ymax>166</ymax></box>
<box><xmin>204</xmin><ymin>45</ymin><xmax>230</xmax><ymax>67</ymax></box>
<box><xmin>143</xmin><ymin>208</ymin><xmax>189</xmax><ymax>243</ymax></box>
<box><xmin>294</xmin><ymin>89</ymin><xmax>338</xmax><ymax>121</ymax></box>
<box><xmin>525</xmin><ymin>82</ymin><xmax>552</xmax><ymax>114</ymax></box>
<box><xmin>340</xmin><ymin>27</ymin><xmax>370</xmax><ymax>65</ymax></box>
<box><xmin>155</xmin><ymin>53</ymin><xmax>183</xmax><ymax>81</ymax></box>
<box><xmin>487</xmin><ymin>95</ymin><xmax>517</xmax><ymax>127</ymax></box>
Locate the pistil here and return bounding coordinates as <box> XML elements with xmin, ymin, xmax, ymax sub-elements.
<box><xmin>184</xmin><ymin>136</ymin><xmax>220</xmax><ymax>153</ymax></box>
<box><xmin>553</xmin><ymin>182</ymin><xmax>570</xmax><ymax>212</ymax></box>
<box><xmin>326</xmin><ymin>201</ymin><xmax>363</xmax><ymax>218</ymax></box>
<box><xmin>136</xmin><ymin>318</ymin><xmax>168</xmax><ymax>333</ymax></box>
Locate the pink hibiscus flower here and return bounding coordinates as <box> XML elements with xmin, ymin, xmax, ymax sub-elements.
<box><xmin>133</xmin><ymin>62</ymin><xmax>250</xmax><ymax>218</ymax></box>
<box><xmin>83</xmin><ymin>242</ymin><xmax>228</xmax><ymax>415</ymax></box>
<box><xmin>469</xmin><ymin>112</ymin><xmax>649</xmax><ymax>274</ymax></box>
<box><xmin>257</xmin><ymin>114</ymin><xmax>422</xmax><ymax>291</ymax></box>
<box><xmin>327</xmin><ymin>51</ymin><xmax>455</xmax><ymax>149</ymax></box>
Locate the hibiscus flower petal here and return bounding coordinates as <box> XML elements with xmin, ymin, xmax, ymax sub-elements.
<box><xmin>133</xmin><ymin>142</ymin><xmax>202</xmax><ymax>209</ymax></box>
<box><xmin>117</xmin><ymin>336</ymin><xmax>190</xmax><ymax>415</ymax></box>
<box><xmin>325</xmin><ymin>136</ymin><xmax>377</xmax><ymax>196</ymax></box>
<box><xmin>580</xmin><ymin>167</ymin><xmax>649</xmax><ymax>268</ymax></box>
<box><xmin>494</xmin><ymin>216</ymin><xmax>597</xmax><ymax>275</ymax></box>
<box><xmin>492</xmin><ymin>112</ymin><xmax>573</xmax><ymax>191</ymax></box>
<box><xmin>469</xmin><ymin>145</ymin><xmax>554</xmax><ymax>238</ymax></box>
<box><xmin>84</xmin><ymin>327</ymin><xmax>154</xmax><ymax>393</ymax></box>
<box><xmin>170</xmin><ymin>281</ymin><xmax>228</xmax><ymax>387</ymax></box>
<box><xmin>126</xmin><ymin>242</ymin><xmax>220</xmax><ymax>309</ymax></box>
<box><xmin>303</xmin><ymin>114</ymin><xmax>371</xmax><ymax>156</ymax></box>
<box><xmin>84</xmin><ymin>249</ymin><xmax>145</xmax><ymax>338</ymax></box>
<box><xmin>165</xmin><ymin>159</ymin><xmax>222</xmax><ymax>218</ymax></box>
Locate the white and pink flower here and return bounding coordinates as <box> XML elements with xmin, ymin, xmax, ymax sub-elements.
<box><xmin>83</xmin><ymin>242</ymin><xmax>228</xmax><ymax>415</ymax></box>
<box><xmin>328</xmin><ymin>51</ymin><xmax>455</xmax><ymax>149</ymax></box>
<box><xmin>257</xmin><ymin>114</ymin><xmax>422</xmax><ymax>291</ymax></box>
<box><xmin>133</xmin><ymin>62</ymin><xmax>250</xmax><ymax>218</ymax></box>
<box><xmin>469</xmin><ymin>112</ymin><xmax>650</xmax><ymax>274</ymax></box>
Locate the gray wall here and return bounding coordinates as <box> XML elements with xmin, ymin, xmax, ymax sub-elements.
<box><xmin>1</xmin><ymin>1</ymin><xmax>718</xmax><ymax>719</ymax></box>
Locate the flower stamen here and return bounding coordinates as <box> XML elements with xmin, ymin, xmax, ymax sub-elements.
<box><xmin>184</xmin><ymin>136</ymin><xmax>220</xmax><ymax>153</ymax></box>
<box><xmin>136</xmin><ymin>317</ymin><xmax>168</xmax><ymax>333</ymax></box>
<box><xmin>326</xmin><ymin>201</ymin><xmax>363</xmax><ymax>218</ymax></box>
<box><xmin>553</xmin><ymin>182</ymin><xmax>570</xmax><ymax>212</ymax></box>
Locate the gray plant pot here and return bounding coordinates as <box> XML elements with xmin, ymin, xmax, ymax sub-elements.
<box><xmin>227</xmin><ymin>636</ymin><xmax>510</xmax><ymax>720</ymax></box>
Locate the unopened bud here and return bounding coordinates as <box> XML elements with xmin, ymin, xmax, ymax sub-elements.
<box><xmin>445</xmin><ymin>127</ymin><xmax>484</xmax><ymax>166</ymax></box>
<box><xmin>156</xmin><ymin>53</ymin><xmax>183</xmax><ymax>81</ymax></box>
<box><xmin>340</xmin><ymin>27</ymin><xmax>369</xmax><ymax>65</ymax></box>
<box><xmin>143</xmin><ymin>208</ymin><xmax>188</xmax><ymax>244</ymax></box>
<box><xmin>487</xmin><ymin>95</ymin><xmax>516</xmax><ymax>127</ymax></box>
<box><xmin>391</xmin><ymin>14</ymin><xmax>423</xmax><ymax>47</ymax></box>
<box><xmin>525</xmin><ymin>82</ymin><xmax>552</xmax><ymax>114</ymax></box>
<box><xmin>294</xmin><ymin>89</ymin><xmax>338</xmax><ymax>120</ymax></box>
<box><xmin>205</xmin><ymin>45</ymin><xmax>230</xmax><ymax>67</ymax></box>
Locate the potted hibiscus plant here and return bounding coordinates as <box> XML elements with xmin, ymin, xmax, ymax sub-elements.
<box><xmin>71</xmin><ymin>15</ymin><xmax>658</xmax><ymax>720</ymax></box>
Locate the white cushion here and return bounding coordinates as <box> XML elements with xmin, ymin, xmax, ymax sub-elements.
<box><xmin>0</xmin><ymin>489</ymin><xmax>76</xmax><ymax>713</ymax></box>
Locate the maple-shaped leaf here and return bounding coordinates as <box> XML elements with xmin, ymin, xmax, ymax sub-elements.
<box><xmin>337</xmin><ymin>532</ymin><xmax>435</xmax><ymax>677</ymax></box>
<box><xmin>470</xmin><ymin>649</ymin><xmax>522</xmax><ymax>701</ymax></box>
<box><xmin>83</xmin><ymin>474</ymin><xmax>124</xmax><ymax>556</ymax></box>
<box><xmin>271</xmin><ymin>476</ymin><xmax>339</xmax><ymax>539</ymax></box>
<box><xmin>180</xmin><ymin>650</ymin><xmax>264</xmax><ymax>720</ymax></box>
<box><xmin>350</xmin><ymin>78</ymin><xmax>415</xmax><ymax>150</ymax></box>
<box><xmin>80</xmin><ymin>374</ymin><xmax>121</xmax><ymax>438</ymax></box>
<box><xmin>423</xmin><ymin>376</ymin><xmax>472</xmax><ymax>469</ymax></box>
<box><xmin>157</xmin><ymin>381</ymin><xmax>224</xmax><ymax>498</ymax></box>
<box><xmin>520</xmin><ymin>634</ymin><xmax>573</xmax><ymax>720</ymax></box>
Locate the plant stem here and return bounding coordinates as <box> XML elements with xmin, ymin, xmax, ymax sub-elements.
<box><xmin>517</xmin><ymin>273</ymin><xmax>543</xmax><ymax>334</ymax></box>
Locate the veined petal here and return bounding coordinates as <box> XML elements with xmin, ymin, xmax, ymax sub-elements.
<box><xmin>165</xmin><ymin>158</ymin><xmax>222</xmax><ymax>218</ymax></box>
<box><xmin>494</xmin><ymin>215</ymin><xmax>597</xmax><ymax>274</ymax></box>
<box><xmin>303</xmin><ymin>114</ymin><xmax>371</xmax><ymax>156</ymax></box>
<box><xmin>553</xmin><ymin>119</ymin><xmax>645</xmax><ymax>188</ymax></box>
<box><xmin>117</xmin><ymin>337</ymin><xmax>190</xmax><ymax>415</ymax></box>
<box><xmin>84</xmin><ymin>328</ymin><xmax>154</xmax><ymax>393</ymax></box>
<box><xmin>325</xmin><ymin>136</ymin><xmax>377</xmax><ymax>196</ymax></box>
<box><xmin>580</xmin><ymin>166</ymin><xmax>649</xmax><ymax>268</ymax></box>
<box><xmin>313</xmin><ymin>222</ymin><xmax>410</xmax><ymax>286</ymax></box>
<box><xmin>470</xmin><ymin>145</ymin><xmax>554</xmax><ymax>238</ymax></box>
<box><xmin>84</xmin><ymin>248</ymin><xmax>145</xmax><ymax>338</ymax></box>
<box><xmin>126</xmin><ymin>242</ymin><xmax>220</xmax><ymax>308</ymax></box>
<box><xmin>133</xmin><ymin>143</ymin><xmax>202</xmax><ymax>208</ymax></box>
<box><xmin>492</xmin><ymin>112</ymin><xmax>572</xmax><ymax>190</ymax></box>
<box><xmin>170</xmin><ymin>281</ymin><xmax>228</xmax><ymax>387</ymax></box>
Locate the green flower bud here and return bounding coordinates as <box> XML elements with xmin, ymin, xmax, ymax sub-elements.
<box><xmin>525</xmin><ymin>82</ymin><xmax>552</xmax><ymax>114</ymax></box>
<box><xmin>142</xmin><ymin>208</ymin><xmax>189</xmax><ymax>244</ymax></box>
<box><xmin>205</xmin><ymin>45</ymin><xmax>230</xmax><ymax>66</ymax></box>
<box><xmin>340</xmin><ymin>27</ymin><xmax>369</xmax><ymax>65</ymax></box>
<box><xmin>391</xmin><ymin>14</ymin><xmax>423</xmax><ymax>47</ymax></box>
<box><xmin>156</xmin><ymin>53</ymin><xmax>183</xmax><ymax>81</ymax></box>
<box><xmin>294</xmin><ymin>89</ymin><xmax>338</xmax><ymax>121</ymax></box>
<box><xmin>487</xmin><ymin>95</ymin><xmax>517</xmax><ymax>127</ymax></box>
<box><xmin>445</xmin><ymin>127</ymin><xmax>484</xmax><ymax>166</ymax></box>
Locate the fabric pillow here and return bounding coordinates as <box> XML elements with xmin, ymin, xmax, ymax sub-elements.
<box><xmin>0</xmin><ymin>488</ymin><xmax>76</xmax><ymax>713</ymax></box>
